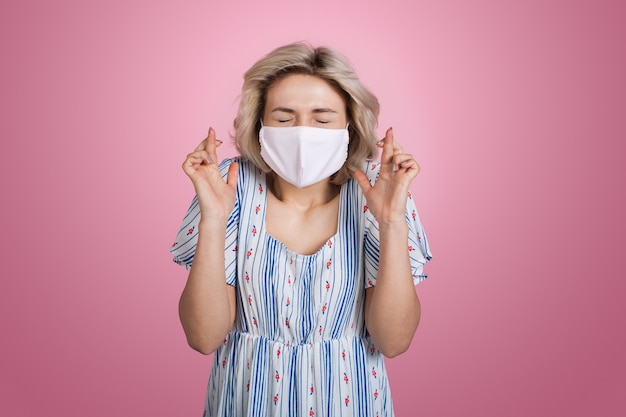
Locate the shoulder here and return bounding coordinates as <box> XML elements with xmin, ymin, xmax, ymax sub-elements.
<box><xmin>217</xmin><ymin>157</ymin><xmax>261</xmax><ymax>178</ymax></box>
<box><xmin>361</xmin><ymin>160</ymin><xmax>381</xmax><ymax>184</ymax></box>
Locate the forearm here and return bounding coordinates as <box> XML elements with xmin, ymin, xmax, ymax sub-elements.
<box><xmin>365</xmin><ymin>221</ymin><xmax>421</xmax><ymax>357</ymax></box>
<box><xmin>179</xmin><ymin>220</ymin><xmax>235</xmax><ymax>354</ymax></box>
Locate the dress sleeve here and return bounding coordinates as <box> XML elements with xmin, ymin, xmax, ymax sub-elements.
<box><xmin>169</xmin><ymin>158</ymin><xmax>240</xmax><ymax>286</ymax></box>
<box><xmin>362</xmin><ymin>162</ymin><xmax>432</xmax><ymax>288</ymax></box>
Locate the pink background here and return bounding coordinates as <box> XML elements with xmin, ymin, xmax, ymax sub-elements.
<box><xmin>1</xmin><ymin>0</ymin><xmax>625</xmax><ymax>416</ymax></box>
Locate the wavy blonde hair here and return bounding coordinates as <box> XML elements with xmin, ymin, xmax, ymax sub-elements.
<box><xmin>233</xmin><ymin>42</ymin><xmax>380</xmax><ymax>185</ymax></box>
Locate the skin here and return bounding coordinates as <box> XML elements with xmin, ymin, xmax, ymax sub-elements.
<box><xmin>179</xmin><ymin>74</ymin><xmax>421</xmax><ymax>357</ymax></box>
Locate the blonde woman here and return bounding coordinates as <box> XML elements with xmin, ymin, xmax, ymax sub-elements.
<box><xmin>171</xmin><ymin>42</ymin><xmax>431</xmax><ymax>417</ymax></box>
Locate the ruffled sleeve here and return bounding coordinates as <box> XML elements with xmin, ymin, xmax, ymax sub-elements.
<box><xmin>362</xmin><ymin>162</ymin><xmax>432</xmax><ymax>288</ymax></box>
<box><xmin>169</xmin><ymin>158</ymin><xmax>240</xmax><ymax>286</ymax></box>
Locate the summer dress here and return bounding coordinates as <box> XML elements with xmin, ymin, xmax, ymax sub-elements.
<box><xmin>171</xmin><ymin>158</ymin><xmax>431</xmax><ymax>417</ymax></box>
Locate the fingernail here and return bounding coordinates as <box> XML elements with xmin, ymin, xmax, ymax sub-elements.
<box><xmin>215</xmin><ymin>139</ymin><xmax>223</xmax><ymax>145</ymax></box>
<box><xmin>376</xmin><ymin>139</ymin><xmax>384</xmax><ymax>146</ymax></box>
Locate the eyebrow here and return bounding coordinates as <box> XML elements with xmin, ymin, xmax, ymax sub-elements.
<box><xmin>270</xmin><ymin>107</ymin><xmax>338</xmax><ymax>114</ymax></box>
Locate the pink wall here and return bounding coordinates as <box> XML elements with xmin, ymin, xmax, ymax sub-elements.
<box><xmin>1</xmin><ymin>0</ymin><xmax>625</xmax><ymax>416</ymax></box>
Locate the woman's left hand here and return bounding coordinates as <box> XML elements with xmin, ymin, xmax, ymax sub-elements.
<box><xmin>354</xmin><ymin>127</ymin><xmax>420</xmax><ymax>224</ymax></box>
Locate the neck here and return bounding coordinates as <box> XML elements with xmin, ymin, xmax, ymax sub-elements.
<box><xmin>268</xmin><ymin>173</ymin><xmax>340</xmax><ymax>210</ymax></box>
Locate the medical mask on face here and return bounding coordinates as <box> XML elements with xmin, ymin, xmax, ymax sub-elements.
<box><xmin>259</xmin><ymin>124</ymin><xmax>350</xmax><ymax>188</ymax></box>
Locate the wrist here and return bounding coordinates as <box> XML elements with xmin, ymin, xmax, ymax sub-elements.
<box><xmin>198</xmin><ymin>217</ymin><xmax>228</xmax><ymax>233</ymax></box>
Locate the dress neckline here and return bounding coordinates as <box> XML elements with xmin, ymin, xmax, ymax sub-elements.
<box><xmin>260</xmin><ymin>173</ymin><xmax>345</xmax><ymax>259</ymax></box>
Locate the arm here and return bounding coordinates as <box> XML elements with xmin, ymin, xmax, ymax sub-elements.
<box><xmin>364</xmin><ymin>220</ymin><xmax>420</xmax><ymax>357</ymax></box>
<box><xmin>179</xmin><ymin>220</ymin><xmax>237</xmax><ymax>355</ymax></box>
<box><xmin>177</xmin><ymin>128</ymin><xmax>239</xmax><ymax>355</ymax></box>
<box><xmin>355</xmin><ymin>127</ymin><xmax>422</xmax><ymax>357</ymax></box>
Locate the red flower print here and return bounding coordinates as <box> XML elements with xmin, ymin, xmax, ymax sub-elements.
<box><xmin>275</xmin><ymin>371</ymin><xmax>280</xmax><ymax>382</ymax></box>
<box><xmin>245</xmin><ymin>272</ymin><xmax>250</xmax><ymax>282</ymax></box>
<box><xmin>258</xmin><ymin>184</ymin><xmax>264</xmax><ymax>194</ymax></box>
<box><xmin>363</xmin><ymin>205</ymin><xmax>369</xmax><ymax>213</ymax></box>
<box><xmin>248</xmin><ymin>294</ymin><xmax>252</xmax><ymax>305</ymax></box>
<box><xmin>374</xmin><ymin>389</ymin><xmax>379</xmax><ymax>400</ymax></box>
<box><xmin>247</xmin><ymin>248</ymin><xmax>253</xmax><ymax>258</ymax></box>
<box><xmin>309</xmin><ymin>408</ymin><xmax>315</xmax><ymax>416</ymax></box>
<box><xmin>222</xmin><ymin>359</ymin><xmax>226</xmax><ymax>368</ymax></box>
<box><xmin>286</xmin><ymin>297</ymin><xmax>291</xmax><ymax>306</ymax></box>
<box><xmin>371</xmin><ymin>163</ymin><xmax>377</xmax><ymax>169</ymax></box>
<box><xmin>310</xmin><ymin>386</ymin><xmax>314</xmax><ymax>395</ymax></box>
<box><xmin>289</xmin><ymin>257</ymin><xmax>294</xmax><ymax>264</ymax></box>
<box><xmin>223</xmin><ymin>338</ymin><xmax>227</xmax><ymax>344</ymax></box>
<box><xmin>287</xmin><ymin>277</ymin><xmax>291</xmax><ymax>285</ymax></box>
<box><xmin>325</xmin><ymin>281</ymin><xmax>330</xmax><ymax>290</ymax></box>
<box><xmin>233</xmin><ymin>245</ymin><xmax>238</xmax><ymax>252</ymax></box>
<box><xmin>342</xmin><ymin>350</ymin><xmax>346</xmax><ymax>360</ymax></box>
<box><xmin>273</xmin><ymin>394</ymin><xmax>278</xmax><ymax>405</ymax></box>
<box><xmin>343</xmin><ymin>373</ymin><xmax>349</xmax><ymax>384</ymax></box>
<box><xmin>408</xmin><ymin>190</ymin><xmax>413</xmax><ymax>198</ymax></box>
<box><xmin>251</xmin><ymin>225</ymin><xmax>257</xmax><ymax>236</ymax></box>
<box><xmin>327</xmin><ymin>239</ymin><xmax>333</xmax><ymax>248</ymax></box>
<box><xmin>285</xmin><ymin>319</ymin><xmax>289</xmax><ymax>327</ymax></box>
<box><xmin>322</xmin><ymin>304</ymin><xmax>327</xmax><ymax>314</ymax></box>
<box><xmin>255</xmin><ymin>205</ymin><xmax>261</xmax><ymax>214</ymax></box>
<box><xmin>408</xmin><ymin>245</ymin><xmax>414</xmax><ymax>252</ymax></box>
<box><xmin>412</xmin><ymin>210</ymin><xmax>416</xmax><ymax>220</ymax></box>
<box><xmin>246</xmin><ymin>382</ymin><xmax>250</xmax><ymax>391</ymax></box>
<box><xmin>326</xmin><ymin>259</ymin><xmax>332</xmax><ymax>269</ymax></box>
<box><xmin>368</xmin><ymin>279</ymin><xmax>373</xmax><ymax>286</ymax></box>
<box><xmin>372</xmin><ymin>368</ymin><xmax>377</xmax><ymax>378</ymax></box>
<box><xmin>253</xmin><ymin>317</ymin><xmax>258</xmax><ymax>327</ymax></box>
<box><xmin>276</xmin><ymin>348</ymin><xmax>281</xmax><ymax>358</ymax></box>
<box><xmin>370</xmin><ymin>346</ymin><xmax>376</xmax><ymax>355</ymax></box>
<box><xmin>187</xmin><ymin>226</ymin><xmax>195</xmax><ymax>235</ymax></box>
<box><xmin>417</xmin><ymin>233</ymin><xmax>422</xmax><ymax>241</ymax></box>
<box><xmin>344</xmin><ymin>396</ymin><xmax>350</xmax><ymax>407</ymax></box>
<box><xmin>318</xmin><ymin>326</ymin><xmax>323</xmax><ymax>335</ymax></box>
<box><xmin>171</xmin><ymin>242</ymin><xmax>177</xmax><ymax>248</ymax></box>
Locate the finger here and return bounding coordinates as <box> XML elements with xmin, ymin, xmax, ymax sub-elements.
<box><xmin>185</xmin><ymin>150</ymin><xmax>214</xmax><ymax>167</ymax></box>
<box><xmin>194</xmin><ymin>138</ymin><xmax>208</xmax><ymax>152</ymax></box>
<box><xmin>393</xmin><ymin>154</ymin><xmax>420</xmax><ymax>171</ymax></box>
<box><xmin>379</xmin><ymin>127</ymin><xmax>394</xmax><ymax>165</ymax></box>
<box><xmin>182</xmin><ymin>153</ymin><xmax>204</xmax><ymax>175</ymax></box>
<box><xmin>205</xmin><ymin>127</ymin><xmax>221</xmax><ymax>166</ymax></box>
<box><xmin>353</xmin><ymin>170</ymin><xmax>373</xmax><ymax>193</ymax></box>
<box><xmin>398</xmin><ymin>159</ymin><xmax>420</xmax><ymax>173</ymax></box>
<box><xmin>391</xmin><ymin>155</ymin><xmax>420</xmax><ymax>182</ymax></box>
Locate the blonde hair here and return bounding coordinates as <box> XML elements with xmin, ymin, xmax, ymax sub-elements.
<box><xmin>233</xmin><ymin>42</ymin><xmax>380</xmax><ymax>184</ymax></box>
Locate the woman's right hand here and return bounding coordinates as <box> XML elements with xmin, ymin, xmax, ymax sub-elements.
<box><xmin>182</xmin><ymin>127</ymin><xmax>239</xmax><ymax>221</ymax></box>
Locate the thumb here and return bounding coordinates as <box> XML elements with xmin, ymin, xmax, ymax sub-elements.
<box><xmin>226</xmin><ymin>161</ymin><xmax>239</xmax><ymax>189</ymax></box>
<box><xmin>353</xmin><ymin>170</ymin><xmax>372</xmax><ymax>194</ymax></box>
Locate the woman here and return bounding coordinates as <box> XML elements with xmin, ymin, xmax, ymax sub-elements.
<box><xmin>170</xmin><ymin>42</ymin><xmax>431</xmax><ymax>417</ymax></box>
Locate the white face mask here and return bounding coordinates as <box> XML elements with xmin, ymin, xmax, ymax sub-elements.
<box><xmin>259</xmin><ymin>124</ymin><xmax>350</xmax><ymax>188</ymax></box>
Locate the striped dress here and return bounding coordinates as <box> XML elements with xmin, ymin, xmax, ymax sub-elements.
<box><xmin>171</xmin><ymin>158</ymin><xmax>431</xmax><ymax>417</ymax></box>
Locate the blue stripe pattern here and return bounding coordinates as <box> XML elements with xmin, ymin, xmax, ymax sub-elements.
<box><xmin>170</xmin><ymin>158</ymin><xmax>432</xmax><ymax>416</ymax></box>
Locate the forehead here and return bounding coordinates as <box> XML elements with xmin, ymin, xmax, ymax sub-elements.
<box><xmin>265</xmin><ymin>74</ymin><xmax>346</xmax><ymax>110</ymax></box>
